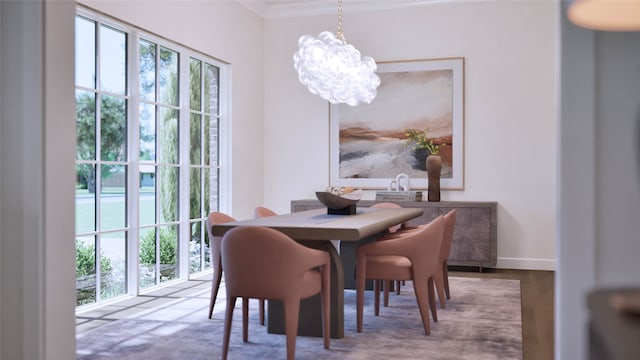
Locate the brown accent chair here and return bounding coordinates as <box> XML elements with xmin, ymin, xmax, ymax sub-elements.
<box><xmin>220</xmin><ymin>226</ymin><xmax>331</xmax><ymax>360</ymax></box>
<box><xmin>356</xmin><ymin>216</ymin><xmax>445</xmax><ymax>335</ymax></box>
<box><xmin>370</xmin><ymin>202</ymin><xmax>406</xmax><ymax>305</ymax></box>
<box><xmin>206</xmin><ymin>212</ymin><xmax>265</xmax><ymax>324</ymax></box>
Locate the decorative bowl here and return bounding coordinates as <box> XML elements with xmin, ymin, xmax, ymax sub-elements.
<box><xmin>315</xmin><ymin>190</ymin><xmax>362</xmax><ymax>210</ymax></box>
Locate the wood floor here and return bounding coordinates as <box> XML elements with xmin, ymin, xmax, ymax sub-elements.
<box><xmin>449</xmin><ymin>268</ymin><xmax>555</xmax><ymax>360</ymax></box>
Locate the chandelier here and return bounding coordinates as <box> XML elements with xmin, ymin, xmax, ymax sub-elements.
<box><xmin>293</xmin><ymin>0</ymin><xmax>380</xmax><ymax>107</ymax></box>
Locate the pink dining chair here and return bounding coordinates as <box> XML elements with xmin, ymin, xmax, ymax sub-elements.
<box><xmin>356</xmin><ymin>216</ymin><xmax>445</xmax><ymax>335</ymax></box>
<box><xmin>370</xmin><ymin>202</ymin><xmax>406</xmax><ymax>305</ymax></box>
<box><xmin>254</xmin><ymin>206</ymin><xmax>278</xmax><ymax>218</ymax></box>
<box><xmin>220</xmin><ymin>226</ymin><xmax>331</xmax><ymax>360</ymax></box>
<box><xmin>206</xmin><ymin>212</ymin><xmax>265</xmax><ymax>324</ymax></box>
<box><xmin>435</xmin><ymin>209</ymin><xmax>457</xmax><ymax>308</ymax></box>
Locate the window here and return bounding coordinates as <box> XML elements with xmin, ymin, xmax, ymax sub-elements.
<box><xmin>75</xmin><ymin>9</ymin><xmax>225</xmax><ymax>306</ymax></box>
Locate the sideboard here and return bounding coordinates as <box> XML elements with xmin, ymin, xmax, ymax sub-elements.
<box><xmin>291</xmin><ymin>199</ymin><xmax>498</xmax><ymax>270</ymax></box>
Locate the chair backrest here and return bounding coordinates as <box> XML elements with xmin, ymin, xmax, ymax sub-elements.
<box><xmin>206</xmin><ymin>212</ymin><xmax>237</xmax><ymax>269</ymax></box>
<box><xmin>221</xmin><ymin>226</ymin><xmax>329</xmax><ymax>300</ymax></box>
<box><xmin>359</xmin><ymin>216</ymin><xmax>444</xmax><ymax>276</ymax></box>
<box><xmin>254</xmin><ymin>206</ymin><xmax>277</xmax><ymax>218</ymax></box>
<box><xmin>371</xmin><ymin>202</ymin><xmax>402</xmax><ymax>232</ymax></box>
<box><xmin>439</xmin><ymin>209</ymin><xmax>457</xmax><ymax>263</ymax></box>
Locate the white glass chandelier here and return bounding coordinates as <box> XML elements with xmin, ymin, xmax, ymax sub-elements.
<box><xmin>293</xmin><ymin>0</ymin><xmax>380</xmax><ymax>107</ymax></box>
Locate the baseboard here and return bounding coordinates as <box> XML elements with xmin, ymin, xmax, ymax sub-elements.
<box><xmin>496</xmin><ymin>257</ymin><xmax>556</xmax><ymax>271</ymax></box>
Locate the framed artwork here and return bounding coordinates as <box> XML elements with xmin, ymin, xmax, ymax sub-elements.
<box><xmin>329</xmin><ymin>57</ymin><xmax>465</xmax><ymax>190</ymax></box>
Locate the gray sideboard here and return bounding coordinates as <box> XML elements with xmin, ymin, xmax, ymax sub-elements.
<box><xmin>291</xmin><ymin>199</ymin><xmax>498</xmax><ymax>269</ymax></box>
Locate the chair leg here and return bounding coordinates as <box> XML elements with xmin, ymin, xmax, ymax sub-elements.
<box><xmin>356</xmin><ymin>260</ymin><xmax>366</xmax><ymax>333</ymax></box>
<box><xmin>259</xmin><ymin>299</ymin><xmax>265</xmax><ymax>325</ymax></box>
<box><xmin>283</xmin><ymin>299</ymin><xmax>301</xmax><ymax>360</ymax></box>
<box><xmin>434</xmin><ymin>265</ymin><xmax>447</xmax><ymax>309</ymax></box>
<box><xmin>428</xmin><ymin>277</ymin><xmax>438</xmax><ymax>323</ymax></box>
<box><xmin>209</xmin><ymin>266</ymin><xmax>223</xmax><ymax>319</ymax></box>
<box><xmin>411</xmin><ymin>275</ymin><xmax>432</xmax><ymax>335</ymax></box>
<box><xmin>242</xmin><ymin>297</ymin><xmax>249</xmax><ymax>342</ymax></box>
<box><xmin>374</xmin><ymin>280</ymin><xmax>381</xmax><ymax>316</ymax></box>
<box><xmin>396</xmin><ymin>280</ymin><xmax>402</xmax><ymax>295</ymax></box>
<box><xmin>383</xmin><ymin>280</ymin><xmax>390</xmax><ymax>307</ymax></box>
<box><xmin>321</xmin><ymin>263</ymin><xmax>331</xmax><ymax>349</ymax></box>
<box><xmin>221</xmin><ymin>296</ymin><xmax>236</xmax><ymax>360</ymax></box>
<box><xmin>443</xmin><ymin>261</ymin><xmax>451</xmax><ymax>299</ymax></box>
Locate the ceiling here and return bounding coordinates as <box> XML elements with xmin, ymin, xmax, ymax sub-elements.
<box><xmin>235</xmin><ymin>0</ymin><xmax>458</xmax><ymax>19</ymax></box>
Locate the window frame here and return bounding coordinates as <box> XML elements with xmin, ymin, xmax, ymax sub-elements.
<box><xmin>75</xmin><ymin>6</ymin><xmax>230</xmax><ymax>307</ymax></box>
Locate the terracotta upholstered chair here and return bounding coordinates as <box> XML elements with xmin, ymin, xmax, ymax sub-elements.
<box><xmin>220</xmin><ymin>226</ymin><xmax>331</xmax><ymax>360</ymax></box>
<box><xmin>435</xmin><ymin>209</ymin><xmax>457</xmax><ymax>308</ymax></box>
<box><xmin>379</xmin><ymin>209</ymin><xmax>457</xmax><ymax>309</ymax></box>
<box><xmin>206</xmin><ymin>212</ymin><xmax>265</xmax><ymax>325</ymax></box>
<box><xmin>254</xmin><ymin>206</ymin><xmax>278</xmax><ymax>218</ymax></box>
<box><xmin>370</xmin><ymin>202</ymin><xmax>407</xmax><ymax>305</ymax></box>
<box><xmin>356</xmin><ymin>216</ymin><xmax>445</xmax><ymax>335</ymax></box>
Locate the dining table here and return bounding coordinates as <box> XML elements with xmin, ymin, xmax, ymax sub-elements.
<box><xmin>211</xmin><ymin>206</ymin><xmax>423</xmax><ymax>338</ymax></box>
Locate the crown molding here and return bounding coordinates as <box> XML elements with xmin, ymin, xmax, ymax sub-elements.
<box><xmin>235</xmin><ymin>0</ymin><xmax>465</xmax><ymax>20</ymax></box>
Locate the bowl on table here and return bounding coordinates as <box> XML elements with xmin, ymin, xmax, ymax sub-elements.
<box><xmin>315</xmin><ymin>190</ymin><xmax>362</xmax><ymax>214</ymax></box>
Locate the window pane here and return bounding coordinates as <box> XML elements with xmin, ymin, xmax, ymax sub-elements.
<box><xmin>204</xmin><ymin>167</ymin><xmax>210</xmax><ymax>216</ymax></box>
<box><xmin>190</xmin><ymin>113</ymin><xmax>201</xmax><ymax>165</ymax></box>
<box><xmin>100</xmin><ymin>231</ymin><xmax>126</xmax><ymax>300</ymax></box>
<box><xmin>204</xmin><ymin>63</ymin><xmax>219</xmax><ymax>114</ymax></box>
<box><xmin>76</xmin><ymin>236</ymin><xmax>97</xmax><ymax>305</ymax></box>
<box><xmin>99</xmin><ymin>25</ymin><xmax>126</xmax><ymax>94</ymax></box>
<box><xmin>76</xmin><ymin>90</ymin><xmax>96</xmax><ymax>161</ymax></box>
<box><xmin>75</xmin><ymin>16</ymin><xmax>95</xmax><ymax>89</ymax></box>
<box><xmin>190</xmin><ymin>58</ymin><xmax>201</xmax><ymax>111</ymax></box>
<box><xmin>139</xmin><ymin>165</ymin><xmax>156</xmax><ymax>226</ymax></box>
<box><xmin>76</xmin><ymin>164</ymin><xmax>96</xmax><ymax>233</ymax></box>
<box><xmin>158</xmin><ymin>106</ymin><xmax>178</xmax><ymax>164</ymax></box>
<box><xmin>158</xmin><ymin>165</ymin><xmax>178</xmax><ymax>223</ymax></box>
<box><xmin>139</xmin><ymin>227</ymin><xmax>156</xmax><ymax>289</ymax></box>
<box><xmin>139</xmin><ymin>103</ymin><xmax>156</xmax><ymax>161</ymax></box>
<box><xmin>139</xmin><ymin>39</ymin><xmax>156</xmax><ymax>102</ymax></box>
<box><xmin>204</xmin><ymin>115</ymin><xmax>210</xmax><ymax>165</ymax></box>
<box><xmin>189</xmin><ymin>220</ymin><xmax>202</xmax><ymax>274</ymax></box>
<box><xmin>100</xmin><ymin>165</ymin><xmax>126</xmax><ymax>230</ymax></box>
<box><xmin>159</xmin><ymin>47</ymin><xmax>178</xmax><ymax>106</ymax></box>
<box><xmin>100</xmin><ymin>95</ymin><xmax>127</xmax><ymax>162</ymax></box>
<box><xmin>190</xmin><ymin>167</ymin><xmax>201</xmax><ymax>220</ymax></box>
<box><xmin>159</xmin><ymin>225</ymin><xmax>178</xmax><ymax>282</ymax></box>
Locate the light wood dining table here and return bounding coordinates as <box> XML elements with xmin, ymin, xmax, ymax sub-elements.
<box><xmin>211</xmin><ymin>206</ymin><xmax>423</xmax><ymax>338</ymax></box>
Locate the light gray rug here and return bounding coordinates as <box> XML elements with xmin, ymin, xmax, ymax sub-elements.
<box><xmin>77</xmin><ymin>277</ymin><xmax>522</xmax><ymax>359</ymax></box>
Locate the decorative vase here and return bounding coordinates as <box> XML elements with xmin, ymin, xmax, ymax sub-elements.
<box><xmin>426</xmin><ymin>155</ymin><xmax>441</xmax><ymax>202</ymax></box>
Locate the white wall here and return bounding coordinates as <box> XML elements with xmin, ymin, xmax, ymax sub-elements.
<box><xmin>558</xmin><ymin>1</ymin><xmax>640</xmax><ymax>358</ymax></box>
<box><xmin>263</xmin><ymin>1</ymin><xmax>558</xmax><ymax>270</ymax></box>
<box><xmin>80</xmin><ymin>0</ymin><xmax>266</xmax><ymax>219</ymax></box>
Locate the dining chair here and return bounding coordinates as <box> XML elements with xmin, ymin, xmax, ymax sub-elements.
<box><xmin>370</xmin><ymin>202</ymin><xmax>407</xmax><ymax>305</ymax></box>
<box><xmin>435</xmin><ymin>209</ymin><xmax>457</xmax><ymax>308</ymax></box>
<box><xmin>379</xmin><ymin>209</ymin><xmax>457</xmax><ymax>309</ymax></box>
<box><xmin>220</xmin><ymin>226</ymin><xmax>331</xmax><ymax>360</ymax></box>
<box><xmin>254</xmin><ymin>206</ymin><xmax>278</xmax><ymax>218</ymax></box>
<box><xmin>206</xmin><ymin>212</ymin><xmax>265</xmax><ymax>325</ymax></box>
<box><xmin>356</xmin><ymin>216</ymin><xmax>445</xmax><ymax>335</ymax></box>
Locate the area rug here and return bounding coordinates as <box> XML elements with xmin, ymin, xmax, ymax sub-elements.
<box><xmin>76</xmin><ymin>277</ymin><xmax>522</xmax><ymax>359</ymax></box>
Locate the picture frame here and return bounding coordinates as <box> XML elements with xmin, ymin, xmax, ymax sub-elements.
<box><xmin>329</xmin><ymin>57</ymin><xmax>465</xmax><ymax>190</ymax></box>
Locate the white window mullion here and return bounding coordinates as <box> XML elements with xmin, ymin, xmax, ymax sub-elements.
<box><xmin>178</xmin><ymin>56</ymin><xmax>191</xmax><ymax>280</ymax></box>
<box><xmin>127</xmin><ymin>29</ymin><xmax>141</xmax><ymax>295</ymax></box>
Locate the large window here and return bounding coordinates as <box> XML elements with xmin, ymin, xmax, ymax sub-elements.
<box><xmin>74</xmin><ymin>10</ymin><xmax>225</xmax><ymax>307</ymax></box>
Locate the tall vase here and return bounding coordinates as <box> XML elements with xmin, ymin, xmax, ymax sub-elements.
<box><xmin>426</xmin><ymin>155</ymin><xmax>441</xmax><ymax>202</ymax></box>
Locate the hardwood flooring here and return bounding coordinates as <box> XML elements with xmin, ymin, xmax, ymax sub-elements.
<box><xmin>450</xmin><ymin>268</ymin><xmax>555</xmax><ymax>360</ymax></box>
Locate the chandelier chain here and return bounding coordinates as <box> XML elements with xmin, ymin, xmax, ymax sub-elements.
<box><xmin>337</xmin><ymin>0</ymin><xmax>344</xmax><ymax>42</ymax></box>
